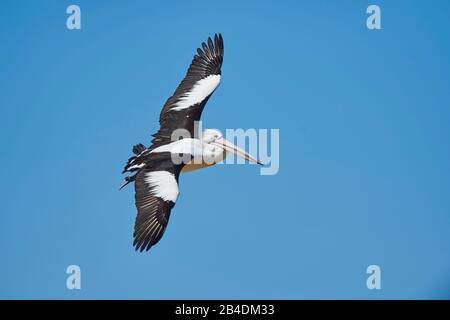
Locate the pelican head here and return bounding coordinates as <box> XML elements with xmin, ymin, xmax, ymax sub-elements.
<box><xmin>182</xmin><ymin>128</ymin><xmax>262</xmax><ymax>173</ymax></box>
<box><xmin>201</xmin><ymin>128</ymin><xmax>223</xmax><ymax>144</ymax></box>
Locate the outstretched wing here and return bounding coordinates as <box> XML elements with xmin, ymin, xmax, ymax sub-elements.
<box><xmin>150</xmin><ymin>34</ymin><xmax>224</xmax><ymax>149</ymax></box>
<box><xmin>133</xmin><ymin>155</ymin><xmax>182</xmax><ymax>252</ymax></box>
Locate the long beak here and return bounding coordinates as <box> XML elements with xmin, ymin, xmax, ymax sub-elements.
<box><xmin>212</xmin><ymin>138</ymin><xmax>263</xmax><ymax>165</ymax></box>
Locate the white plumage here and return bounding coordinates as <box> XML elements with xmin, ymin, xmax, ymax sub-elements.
<box><xmin>144</xmin><ymin>171</ymin><xmax>179</xmax><ymax>202</ymax></box>
<box><xmin>170</xmin><ymin>75</ymin><xmax>221</xmax><ymax>111</ymax></box>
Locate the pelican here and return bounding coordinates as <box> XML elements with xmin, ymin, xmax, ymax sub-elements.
<box><xmin>121</xmin><ymin>34</ymin><xmax>261</xmax><ymax>252</ymax></box>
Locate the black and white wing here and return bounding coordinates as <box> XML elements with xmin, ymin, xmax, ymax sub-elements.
<box><xmin>133</xmin><ymin>154</ymin><xmax>182</xmax><ymax>252</ymax></box>
<box><xmin>150</xmin><ymin>33</ymin><xmax>224</xmax><ymax>149</ymax></box>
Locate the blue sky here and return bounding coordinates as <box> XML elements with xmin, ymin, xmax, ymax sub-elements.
<box><xmin>1</xmin><ymin>0</ymin><xmax>450</xmax><ymax>299</ymax></box>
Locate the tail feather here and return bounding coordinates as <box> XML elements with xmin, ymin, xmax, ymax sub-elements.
<box><xmin>133</xmin><ymin>144</ymin><xmax>146</xmax><ymax>155</ymax></box>
<box><xmin>119</xmin><ymin>174</ymin><xmax>137</xmax><ymax>190</ymax></box>
<box><xmin>122</xmin><ymin>155</ymin><xmax>137</xmax><ymax>173</ymax></box>
<box><xmin>122</xmin><ymin>143</ymin><xmax>147</xmax><ymax>173</ymax></box>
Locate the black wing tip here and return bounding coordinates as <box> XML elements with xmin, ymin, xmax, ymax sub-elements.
<box><xmin>191</xmin><ymin>33</ymin><xmax>224</xmax><ymax>76</ymax></box>
<box><xmin>198</xmin><ymin>33</ymin><xmax>224</xmax><ymax>58</ymax></box>
<box><xmin>134</xmin><ymin>244</ymin><xmax>150</xmax><ymax>252</ymax></box>
<box><xmin>133</xmin><ymin>231</ymin><xmax>165</xmax><ymax>252</ymax></box>
<box><xmin>214</xmin><ymin>33</ymin><xmax>223</xmax><ymax>48</ymax></box>
<box><xmin>133</xmin><ymin>238</ymin><xmax>155</xmax><ymax>252</ymax></box>
<box><xmin>132</xmin><ymin>229</ymin><xmax>161</xmax><ymax>252</ymax></box>
<box><xmin>212</xmin><ymin>33</ymin><xmax>223</xmax><ymax>43</ymax></box>
<box><xmin>205</xmin><ymin>33</ymin><xmax>222</xmax><ymax>43</ymax></box>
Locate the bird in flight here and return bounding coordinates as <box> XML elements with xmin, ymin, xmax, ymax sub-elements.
<box><xmin>121</xmin><ymin>34</ymin><xmax>261</xmax><ymax>252</ymax></box>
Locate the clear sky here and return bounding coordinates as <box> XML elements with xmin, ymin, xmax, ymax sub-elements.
<box><xmin>1</xmin><ymin>0</ymin><xmax>450</xmax><ymax>299</ymax></box>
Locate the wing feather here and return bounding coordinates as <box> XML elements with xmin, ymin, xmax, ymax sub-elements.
<box><xmin>133</xmin><ymin>164</ymin><xmax>180</xmax><ymax>252</ymax></box>
<box><xmin>150</xmin><ymin>34</ymin><xmax>224</xmax><ymax>149</ymax></box>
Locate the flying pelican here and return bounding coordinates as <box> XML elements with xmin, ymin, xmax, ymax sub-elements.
<box><xmin>121</xmin><ymin>34</ymin><xmax>261</xmax><ymax>252</ymax></box>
